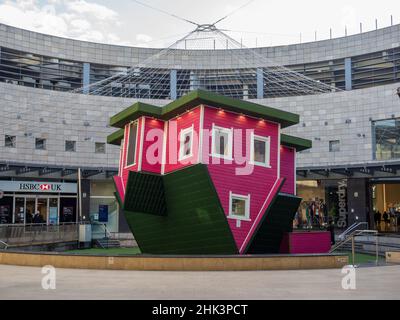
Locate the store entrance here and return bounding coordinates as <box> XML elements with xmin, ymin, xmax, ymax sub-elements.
<box><xmin>371</xmin><ymin>183</ymin><xmax>400</xmax><ymax>233</ymax></box>
<box><xmin>0</xmin><ymin>195</ymin><xmax>77</xmax><ymax>225</ymax></box>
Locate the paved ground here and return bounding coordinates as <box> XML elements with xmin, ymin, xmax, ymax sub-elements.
<box><xmin>0</xmin><ymin>264</ymin><xmax>399</xmax><ymax>300</ymax></box>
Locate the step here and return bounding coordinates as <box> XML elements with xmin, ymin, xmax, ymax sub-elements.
<box><xmin>95</xmin><ymin>239</ymin><xmax>121</xmax><ymax>249</ymax></box>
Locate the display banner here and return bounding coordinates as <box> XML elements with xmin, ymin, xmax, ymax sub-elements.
<box><xmin>98</xmin><ymin>205</ymin><xmax>109</xmax><ymax>223</ymax></box>
<box><xmin>0</xmin><ymin>181</ymin><xmax>77</xmax><ymax>194</ymax></box>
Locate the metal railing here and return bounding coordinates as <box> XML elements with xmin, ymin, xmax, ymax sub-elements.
<box><xmin>330</xmin><ymin>229</ymin><xmax>379</xmax><ymax>266</ymax></box>
<box><xmin>91</xmin><ymin>222</ymin><xmax>112</xmax><ymax>239</ymax></box>
<box><xmin>0</xmin><ymin>223</ymin><xmax>79</xmax><ymax>248</ymax></box>
<box><xmin>0</xmin><ymin>240</ymin><xmax>8</xmax><ymax>250</ymax></box>
<box><xmin>338</xmin><ymin>222</ymin><xmax>369</xmax><ymax>241</ymax></box>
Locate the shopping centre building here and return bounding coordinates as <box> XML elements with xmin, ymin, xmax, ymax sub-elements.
<box><xmin>0</xmin><ymin>22</ymin><xmax>399</xmax><ymax>235</ymax></box>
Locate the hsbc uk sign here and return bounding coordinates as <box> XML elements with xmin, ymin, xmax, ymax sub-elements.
<box><xmin>0</xmin><ymin>181</ymin><xmax>77</xmax><ymax>194</ymax></box>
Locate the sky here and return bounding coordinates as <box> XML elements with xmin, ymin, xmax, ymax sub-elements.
<box><xmin>0</xmin><ymin>0</ymin><xmax>399</xmax><ymax>48</ymax></box>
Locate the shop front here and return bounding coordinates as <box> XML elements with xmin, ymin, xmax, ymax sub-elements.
<box><xmin>295</xmin><ymin>179</ymin><xmax>348</xmax><ymax>230</ymax></box>
<box><xmin>370</xmin><ymin>179</ymin><xmax>400</xmax><ymax>233</ymax></box>
<box><xmin>0</xmin><ymin>180</ymin><xmax>78</xmax><ymax>225</ymax></box>
<box><xmin>296</xmin><ymin>177</ymin><xmax>400</xmax><ymax>234</ymax></box>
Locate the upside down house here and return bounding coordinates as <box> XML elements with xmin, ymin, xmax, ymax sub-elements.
<box><xmin>107</xmin><ymin>90</ymin><xmax>312</xmax><ymax>255</ymax></box>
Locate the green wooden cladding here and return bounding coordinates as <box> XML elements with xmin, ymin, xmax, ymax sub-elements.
<box><xmin>281</xmin><ymin>134</ymin><xmax>312</xmax><ymax>151</ymax></box>
<box><xmin>246</xmin><ymin>193</ymin><xmax>302</xmax><ymax>254</ymax></box>
<box><xmin>124</xmin><ymin>172</ymin><xmax>167</xmax><ymax>216</ymax></box>
<box><xmin>123</xmin><ymin>164</ymin><xmax>238</xmax><ymax>255</ymax></box>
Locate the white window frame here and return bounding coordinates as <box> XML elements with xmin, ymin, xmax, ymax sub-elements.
<box><xmin>228</xmin><ymin>192</ymin><xmax>251</xmax><ymax>221</ymax></box>
<box><xmin>250</xmin><ymin>133</ymin><xmax>271</xmax><ymax>168</ymax></box>
<box><xmin>125</xmin><ymin>121</ymin><xmax>139</xmax><ymax>169</ymax></box>
<box><xmin>178</xmin><ymin>125</ymin><xmax>194</xmax><ymax>161</ymax></box>
<box><xmin>118</xmin><ymin>139</ymin><xmax>124</xmax><ymax>176</ymax></box>
<box><xmin>211</xmin><ymin>124</ymin><xmax>233</xmax><ymax>160</ymax></box>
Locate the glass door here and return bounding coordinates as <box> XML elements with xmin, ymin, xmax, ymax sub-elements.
<box><xmin>36</xmin><ymin>198</ymin><xmax>48</xmax><ymax>224</ymax></box>
<box><xmin>14</xmin><ymin>197</ymin><xmax>25</xmax><ymax>224</ymax></box>
<box><xmin>48</xmin><ymin>198</ymin><xmax>59</xmax><ymax>225</ymax></box>
<box><xmin>25</xmin><ymin>197</ymin><xmax>36</xmax><ymax>224</ymax></box>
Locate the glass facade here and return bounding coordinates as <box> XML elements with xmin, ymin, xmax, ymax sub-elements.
<box><xmin>289</xmin><ymin>58</ymin><xmax>346</xmax><ymax>90</ymax></box>
<box><xmin>0</xmin><ymin>47</ymin><xmax>83</xmax><ymax>90</ymax></box>
<box><xmin>352</xmin><ymin>48</ymin><xmax>400</xmax><ymax>89</ymax></box>
<box><xmin>1</xmin><ymin>46</ymin><xmax>399</xmax><ymax>97</ymax></box>
<box><xmin>373</xmin><ymin>118</ymin><xmax>400</xmax><ymax>160</ymax></box>
<box><xmin>295</xmin><ymin>179</ymin><xmax>348</xmax><ymax>229</ymax></box>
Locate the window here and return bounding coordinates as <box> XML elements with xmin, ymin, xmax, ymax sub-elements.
<box><xmin>211</xmin><ymin>125</ymin><xmax>233</xmax><ymax>159</ymax></box>
<box><xmin>35</xmin><ymin>138</ymin><xmax>46</xmax><ymax>150</ymax></box>
<box><xmin>65</xmin><ymin>140</ymin><xmax>76</xmax><ymax>152</ymax></box>
<box><xmin>126</xmin><ymin>122</ymin><xmax>138</xmax><ymax>167</ymax></box>
<box><xmin>329</xmin><ymin>140</ymin><xmax>340</xmax><ymax>152</ymax></box>
<box><xmin>5</xmin><ymin>135</ymin><xmax>16</xmax><ymax>148</ymax></box>
<box><xmin>179</xmin><ymin>126</ymin><xmax>194</xmax><ymax>160</ymax></box>
<box><xmin>229</xmin><ymin>193</ymin><xmax>250</xmax><ymax>221</ymax></box>
<box><xmin>373</xmin><ymin>118</ymin><xmax>400</xmax><ymax>160</ymax></box>
<box><xmin>95</xmin><ymin>142</ymin><xmax>106</xmax><ymax>154</ymax></box>
<box><xmin>251</xmin><ymin>134</ymin><xmax>271</xmax><ymax>167</ymax></box>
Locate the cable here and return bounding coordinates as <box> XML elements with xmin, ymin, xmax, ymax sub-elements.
<box><xmin>130</xmin><ymin>0</ymin><xmax>199</xmax><ymax>26</ymax></box>
<box><xmin>213</xmin><ymin>0</ymin><xmax>257</xmax><ymax>25</ymax></box>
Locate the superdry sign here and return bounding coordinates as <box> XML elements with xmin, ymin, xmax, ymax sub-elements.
<box><xmin>0</xmin><ymin>181</ymin><xmax>77</xmax><ymax>194</ymax></box>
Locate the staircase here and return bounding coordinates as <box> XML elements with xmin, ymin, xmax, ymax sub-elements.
<box><xmin>330</xmin><ymin>222</ymin><xmax>380</xmax><ymax>265</ymax></box>
<box><xmin>334</xmin><ymin>234</ymin><xmax>400</xmax><ymax>256</ymax></box>
<box><xmin>0</xmin><ymin>240</ymin><xmax>8</xmax><ymax>250</ymax></box>
<box><xmin>91</xmin><ymin>222</ymin><xmax>121</xmax><ymax>249</ymax></box>
<box><xmin>95</xmin><ymin>238</ymin><xmax>121</xmax><ymax>249</ymax></box>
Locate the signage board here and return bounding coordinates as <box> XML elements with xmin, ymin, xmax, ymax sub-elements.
<box><xmin>0</xmin><ymin>181</ymin><xmax>77</xmax><ymax>194</ymax></box>
<box><xmin>98</xmin><ymin>205</ymin><xmax>109</xmax><ymax>223</ymax></box>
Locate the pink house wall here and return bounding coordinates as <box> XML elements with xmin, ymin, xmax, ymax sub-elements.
<box><xmin>164</xmin><ymin>107</ymin><xmax>201</xmax><ymax>174</ymax></box>
<box><xmin>140</xmin><ymin>117</ymin><xmax>164</xmax><ymax>174</ymax></box>
<box><xmin>280</xmin><ymin>146</ymin><xmax>296</xmax><ymax>195</ymax></box>
<box><xmin>202</xmin><ymin>106</ymin><xmax>281</xmax><ymax>252</ymax></box>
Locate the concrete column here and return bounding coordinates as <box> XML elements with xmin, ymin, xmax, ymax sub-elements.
<box><xmin>81</xmin><ymin>179</ymin><xmax>91</xmax><ymax>222</ymax></box>
<box><xmin>82</xmin><ymin>62</ymin><xmax>91</xmax><ymax>94</ymax></box>
<box><xmin>347</xmin><ymin>178</ymin><xmax>369</xmax><ymax>226</ymax></box>
<box><xmin>345</xmin><ymin>58</ymin><xmax>352</xmax><ymax>91</ymax></box>
<box><xmin>256</xmin><ymin>68</ymin><xmax>264</xmax><ymax>99</ymax></box>
<box><xmin>170</xmin><ymin>69</ymin><xmax>177</xmax><ymax>100</ymax></box>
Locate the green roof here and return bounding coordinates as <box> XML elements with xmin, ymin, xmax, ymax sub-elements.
<box><xmin>107</xmin><ymin>128</ymin><xmax>124</xmax><ymax>145</ymax></box>
<box><xmin>107</xmin><ymin>129</ymin><xmax>312</xmax><ymax>152</ymax></box>
<box><xmin>110</xmin><ymin>90</ymin><xmax>299</xmax><ymax>129</ymax></box>
<box><xmin>281</xmin><ymin>134</ymin><xmax>312</xmax><ymax>151</ymax></box>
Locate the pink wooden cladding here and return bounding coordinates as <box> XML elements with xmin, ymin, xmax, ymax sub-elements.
<box><xmin>280</xmin><ymin>146</ymin><xmax>296</xmax><ymax>195</ymax></box>
<box><xmin>140</xmin><ymin>117</ymin><xmax>164</xmax><ymax>174</ymax></box>
<box><xmin>240</xmin><ymin>178</ymin><xmax>285</xmax><ymax>253</ymax></box>
<box><xmin>113</xmin><ymin>176</ymin><xmax>125</xmax><ymax>203</ymax></box>
<box><xmin>202</xmin><ymin>106</ymin><xmax>280</xmax><ymax>251</ymax></box>
<box><xmin>164</xmin><ymin>107</ymin><xmax>201</xmax><ymax>174</ymax></box>
<box><xmin>280</xmin><ymin>232</ymin><xmax>331</xmax><ymax>254</ymax></box>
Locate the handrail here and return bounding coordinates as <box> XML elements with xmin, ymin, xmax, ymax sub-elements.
<box><xmin>338</xmin><ymin>222</ymin><xmax>369</xmax><ymax>240</ymax></box>
<box><xmin>0</xmin><ymin>240</ymin><xmax>8</xmax><ymax>250</ymax></box>
<box><xmin>330</xmin><ymin>230</ymin><xmax>379</xmax><ymax>266</ymax></box>
<box><xmin>91</xmin><ymin>222</ymin><xmax>112</xmax><ymax>239</ymax></box>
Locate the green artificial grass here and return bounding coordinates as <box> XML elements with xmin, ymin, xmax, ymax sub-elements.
<box><xmin>65</xmin><ymin>247</ymin><xmax>141</xmax><ymax>256</ymax></box>
<box><xmin>338</xmin><ymin>251</ymin><xmax>384</xmax><ymax>265</ymax></box>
